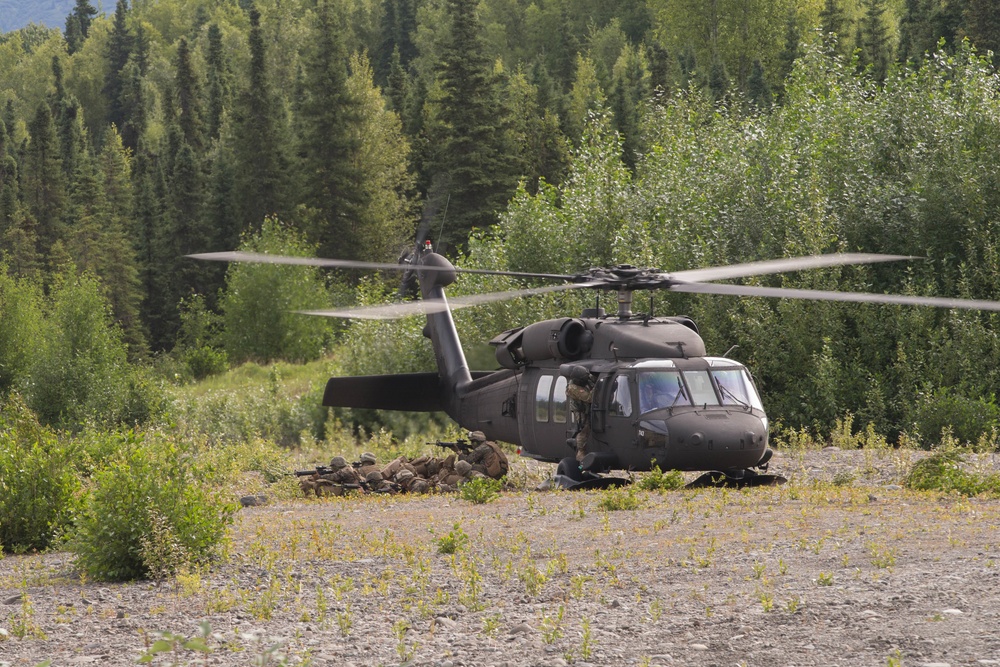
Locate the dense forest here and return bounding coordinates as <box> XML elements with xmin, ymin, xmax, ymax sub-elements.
<box><xmin>2</xmin><ymin>0</ymin><xmax>1000</xmax><ymax>443</ymax></box>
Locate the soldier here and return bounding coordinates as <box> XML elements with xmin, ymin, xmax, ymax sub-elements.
<box><xmin>317</xmin><ymin>456</ymin><xmax>362</xmax><ymax>495</ymax></box>
<box><xmin>464</xmin><ymin>431</ymin><xmax>509</xmax><ymax>479</ymax></box>
<box><xmin>566</xmin><ymin>367</ymin><xmax>596</xmax><ymax>462</ymax></box>
<box><xmin>364</xmin><ymin>470</ymin><xmax>397</xmax><ymax>494</ymax></box>
<box><xmin>357</xmin><ymin>452</ymin><xmax>380</xmax><ymax>477</ymax></box>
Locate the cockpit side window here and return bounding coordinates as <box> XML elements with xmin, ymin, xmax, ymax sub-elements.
<box><xmin>609</xmin><ymin>375</ymin><xmax>633</xmax><ymax>417</ymax></box>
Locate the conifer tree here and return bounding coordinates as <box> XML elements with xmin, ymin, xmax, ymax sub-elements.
<box><xmin>295</xmin><ymin>1</ymin><xmax>364</xmax><ymax>258</ymax></box>
<box><xmin>964</xmin><ymin>0</ymin><xmax>1000</xmax><ymax>59</ymax></box>
<box><xmin>857</xmin><ymin>0</ymin><xmax>892</xmax><ymax>82</ymax></box>
<box><xmin>205</xmin><ymin>24</ymin><xmax>229</xmax><ymax>142</ymax></box>
<box><xmin>231</xmin><ymin>5</ymin><xmax>289</xmax><ymax>230</ymax></box>
<box><xmin>610</xmin><ymin>44</ymin><xmax>650</xmax><ymax>168</ymax></box>
<box><xmin>819</xmin><ymin>0</ymin><xmax>850</xmax><ymax>55</ymax></box>
<box><xmin>104</xmin><ymin>0</ymin><xmax>134</xmax><ymax>146</ymax></box>
<box><xmin>747</xmin><ymin>59</ymin><xmax>773</xmax><ymax>112</ymax></box>
<box><xmin>174</xmin><ymin>38</ymin><xmax>204</xmax><ymax>151</ymax></box>
<box><xmin>65</xmin><ymin>0</ymin><xmax>97</xmax><ymax>54</ymax></box>
<box><xmin>423</xmin><ymin>0</ymin><xmax>516</xmax><ymax>243</ymax></box>
<box><xmin>23</xmin><ymin>104</ymin><xmax>67</xmax><ymax>262</ymax></box>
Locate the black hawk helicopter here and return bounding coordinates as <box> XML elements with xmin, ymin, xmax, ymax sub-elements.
<box><xmin>191</xmin><ymin>244</ymin><xmax>1000</xmax><ymax>488</ymax></box>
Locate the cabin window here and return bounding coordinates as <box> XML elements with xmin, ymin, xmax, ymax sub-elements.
<box><xmin>711</xmin><ymin>369</ymin><xmax>764</xmax><ymax>411</ymax></box>
<box><xmin>535</xmin><ymin>375</ymin><xmax>553</xmax><ymax>422</ymax></box>
<box><xmin>682</xmin><ymin>370</ymin><xmax>720</xmax><ymax>406</ymax></box>
<box><xmin>638</xmin><ymin>371</ymin><xmax>690</xmax><ymax>412</ymax></box>
<box><xmin>552</xmin><ymin>376</ymin><xmax>568</xmax><ymax>423</ymax></box>
<box><xmin>609</xmin><ymin>375</ymin><xmax>633</xmax><ymax>417</ymax></box>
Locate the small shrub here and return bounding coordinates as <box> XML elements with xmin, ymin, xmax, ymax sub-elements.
<box><xmin>71</xmin><ymin>433</ymin><xmax>236</xmax><ymax>580</ymax></box>
<box><xmin>903</xmin><ymin>446</ymin><xmax>1000</xmax><ymax>496</ymax></box>
<box><xmin>0</xmin><ymin>395</ymin><xmax>81</xmax><ymax>552</ymax></box>
<box><xmin>597</xmin><ymin>485</ymin><xmax>642</xmax><ymax>511</ymax></box>
<box><xmin>436</xmin><ymin>523</ymin><xmax>469</xmax><ymax>554</ymax></box>
<box><xmin>459</xmin><ymin>476</ymin><xmax>502</xmax><ymax>504</ymax></box>
<box><xmin>637</xmin><ymin>465</ymin><xmax>684</xmax><ymax>491</ymax></box>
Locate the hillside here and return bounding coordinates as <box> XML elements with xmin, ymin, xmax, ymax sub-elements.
<box><xmin>0</xmin><ymin>0</ymin><xmax>77</xmax><ymax>33</ymax></box>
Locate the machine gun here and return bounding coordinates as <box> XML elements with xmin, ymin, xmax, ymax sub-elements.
<box><xmin>430</xmin><ymin>439</ymin><xmax>476</xmax><ymax>454</ymax></box>
<box><xmin>294</xmin><ymin>465</ymin><xmax>334</xmax><ymax>477</ymax></box>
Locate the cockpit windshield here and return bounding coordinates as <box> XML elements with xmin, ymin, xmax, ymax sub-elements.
<box><xmin>637</xmin><ymin>367</ymin><xmax>763</xmax><ymax>413</ymax></box>
<box><xmin>637</xmin><ymin>371</ymin><xmax>690</xmax><ymax>412</ymax></box>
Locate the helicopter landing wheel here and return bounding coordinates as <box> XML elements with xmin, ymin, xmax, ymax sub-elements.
<box><xmin>556</xmin><ymin>456</ymin><xmax>585</xmax><ymax>483</ymax></box>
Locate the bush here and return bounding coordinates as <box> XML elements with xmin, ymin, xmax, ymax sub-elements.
<box><xmin>0</xmin><ymin>395</ymin><xmax>81</xmax><ymax>552</ymax></box>
<box><xmin>219</xmin><ymin>219</ymin><xmax>333</xmax><ymax>364</ymax></box>
<box><xmin>597</xmin><ymin>485</ymin><xmax>643</xmax><ymax>511</ymax></box>
<box><xmin>71</xmin><ymin>432</ymin><xmax>236</xmax><ymax>580</ymax></box>
<box><xmin>459</xmin><ymin>477</ymin><xmax>502</xmax><ymax>504</ymax></box>
<box><xmin>0</xmin><ymin>272</ymin><xmax>43</xmax><ymax>394</ymax></box>
<box><xmin>636</xmin><ymin>465</ymin><xmax>685</xmax><ymax>492</ymax></box>
<box><xmin>912</xmin><ymin>390</ymin><xmax>1000</xmax><ymax>447</ymax></box>
<box><xmin>903</xmin><ymin>447</ymin><xmax>1000</xmax><ymax>496</ymax></box>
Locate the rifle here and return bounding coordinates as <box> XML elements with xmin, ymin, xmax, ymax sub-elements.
<box><xmin>429</xmin><ymin>439</ymin><xmax>476</xmax><ymax>454</ymax></box>
<box><xmin>294</xmin><ymin>465</ymin><xmax>334</xmax><ymax>477</ymax></box>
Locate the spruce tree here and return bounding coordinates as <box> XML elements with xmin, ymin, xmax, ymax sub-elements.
<box><xmin>964</xmin><ymin>0</ymin><xmax>1000</xmax><ymax>59</ymax></box>
<box><xmin>857</xmin><ymin>0</ymin><xmax>892</xmax><ymax>82</ymax></box>
<box><xmin>427</xmin><ymin>0</ymin><xmax>517</xmax><ymax>243</ymax></box>
<box><xmin>206</xmin><ymin>24</ymin><xmax>229</xmax><ymax>142</ymax></box>
<box><xmin>73</xmin><ymin>0</ymin><xmax>97</xmax><ymax>38</ymax></box>
<box><xmin>819</xmin><ymin>0</ymin><xmax>850</xmax><ymax>55</ymax></box>
<box><xmin>174</xmin><ymin>38</ymin><xmax>204</xmax><ymax>151</ymax></box>
<box><xmin>23</xmin><ymin>103</ymin><xmax>67</xmax><ymax>262</ymax></box>
<box><xmin>230</xmin><ymin>5</ymin><xmax>289</xmax><ymax>230</ymax></box>
<box><xmin>295</xmin><ymin>1</ymin><xmax>364</xmax><ymax>258</ymax></box>
<box><xmin>104</xmin><ymin>0</ymin><xmax>134</xmax><ymax>146</ymax></box>
<box><xmin>747</xmin><ymin>59</ymin><xmax>773</xmax><ymax>112</ymax></box>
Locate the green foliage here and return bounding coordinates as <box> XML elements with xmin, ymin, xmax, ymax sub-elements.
<box><xmin>436</xmin><ymin>522</ymin><xmax>469</xmax><ymax>553</ymax></box>
<box><xmin>25</xmin><ymin>272</ymin><xmax>164</xmax><ymax>430</ymax></box>
<box><xmin>636</xmin><ymin>465</ymin><xmax>685</xmax><ymax>491</ymax></box>
<box><xmin>904</xmin><ymin>444</ymin><xmax>1000</xmax><ymax>496</ymax></box>
<box><xmin>71</xmin><ymin>431</ymin><xmax>236</xmax><ymax>581</ymax></box>
<box><xmin>0</xmin><ymin>395</ymin><xmax>81</xmax><ymax>552</ymax></box>
<box><xmin>459</xmin><ymin>476</ymin><xmax>503</xmax><ymax>504</ymax></box>
<box><xmin>0</xmin><ymin>271</ymin><xmax>42</xmax><ymax>394</ymax></box>
<box><xmin>912</xmin><ymin>389</ymin><xmax>1000</xmax><ymax>446</ymax></box>
<box><xmin>597</xmin><ymin>485</ymin><xmax>643</xmax><ymax>511</ymax></box>
<box><xmin>219</xmin><ymin>219</ymin><xmax>333</xmax><ymax>365</ymax></box>
<box><xmin>175</xmin><ymin>295</ymin><xmax>228</xmax><ymax>381</ymax></box>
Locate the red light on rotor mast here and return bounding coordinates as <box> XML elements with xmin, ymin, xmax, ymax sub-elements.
<box><xmin>424</xmin><ymin>240</ymin><xmax>433</xmax><ymax>251</ymax></box>
<box><xmin>516</xmin><ymin>447</ymin><xmax>522</xmax><ymax>456</ymax></box>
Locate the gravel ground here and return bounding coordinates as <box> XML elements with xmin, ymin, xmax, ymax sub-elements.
<box><xmin>4</xmin><ymin>447</ymin><xmax>1000</xmax><ymax>667</ymax></box>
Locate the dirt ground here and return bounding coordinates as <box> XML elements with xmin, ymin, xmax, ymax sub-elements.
<box><xmin>4</xmin><ymin>447</ymin><xmax>1000</xmax><ymax>667</ymax></box>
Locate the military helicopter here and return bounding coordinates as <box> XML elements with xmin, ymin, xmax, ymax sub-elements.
<box><xmin>191</xmin><ymin>244</ymin><xmax>1000</xmax><ymax>488</ymax></box>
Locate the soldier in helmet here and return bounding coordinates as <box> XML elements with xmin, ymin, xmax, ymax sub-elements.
<box><xmin>566</xmin><ymin>367</ymin><xmax>595</xmax><ymax>462</ymax></box>
<box><xmin>319</xmin><ymin>456</ymin><xmax>362</xmax><ymax>494</ymax></box>
<box><xmin>357</xmin><ymin>452</ymin><xmax>380</xmax><ymax>478</ymax></box>
<box><xmin>463</xmin><ymin>431</ymin><xmax>509</xmax><ymax>479</ymax></box>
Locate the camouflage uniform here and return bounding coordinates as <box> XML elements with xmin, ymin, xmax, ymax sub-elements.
<box><xmin>463</xmin><ymin>431</ymin><xmax>509</xmax><ymax>479</ymax></box>
<box><xmin>315</xmin><ymin>456</ymin><xmax>362</xmax><ymax>495</ymax></box>
<box><xmin>357</xmin><ymin>452</ymin><xmax>380</xmax><ymax>478</ymax></box>
<box><xmin>567</xmin><ymin>376</ymin><xmax>595</xmax><ymax>461</ymax></box>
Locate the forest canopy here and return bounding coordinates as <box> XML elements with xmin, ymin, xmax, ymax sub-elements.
<box><xmin>2</xmin><ymin>0</ymin><xmax>1000</xmax><ymax>442</ymax></box>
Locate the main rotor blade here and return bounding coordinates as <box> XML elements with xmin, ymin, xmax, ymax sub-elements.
<box><xmin>299</xmin><ymin>281</ymin><xmax>602</xmax><ymax>320</ymax></box>
<box><xmin>186</xmin><ymin>251</ymin><xmax>575</xmax><ymax>280</ymax></box>
<box><xmin>668</xmin><ymin>253</ymin><xmax>915</xmax><ymax>284</ymax></box>
<box><xmin>671</xmin><ymin>281</ymin><xmax>1000</xmax><ymax>311</ymax></box>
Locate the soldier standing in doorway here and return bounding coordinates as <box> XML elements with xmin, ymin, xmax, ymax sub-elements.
<box><xmin>566</xmin><ymin>367</ymin><xmax>595</xmax><ymax>462</ymax></box>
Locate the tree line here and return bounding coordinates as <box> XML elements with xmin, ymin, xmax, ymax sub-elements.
<box><xmin>2</xmin><ymin>0</ymin><xmax>1000</xmax><ymax>441</ymax></box>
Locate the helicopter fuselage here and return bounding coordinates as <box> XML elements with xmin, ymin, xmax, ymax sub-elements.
<box><xmin>321</xmin><ymin>251</ymin><xmax>770</xmax><ymax>475</ymax></box>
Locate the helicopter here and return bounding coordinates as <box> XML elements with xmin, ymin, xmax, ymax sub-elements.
<box><xmin>190</xmin><ymin>244</ymin><xmax>1000</xmax><ymax>488</ymax></box>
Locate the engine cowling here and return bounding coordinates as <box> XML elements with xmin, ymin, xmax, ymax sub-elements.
<box><xmin>491</xmin><ymin>318</ymin><xmax>593</xmax><ymax>368</ymax></box>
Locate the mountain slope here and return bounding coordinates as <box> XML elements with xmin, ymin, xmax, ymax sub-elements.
<box><xmin>0</xmin><ymin>0</ymin><xmax>77</xmax><ymax>34</ymax></box>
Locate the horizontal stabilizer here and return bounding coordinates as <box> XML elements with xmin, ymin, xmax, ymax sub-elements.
<box><xmin>323</xmin><ymin>373</ymin><xmax>445</xmax><ymax>411</ymax></box>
